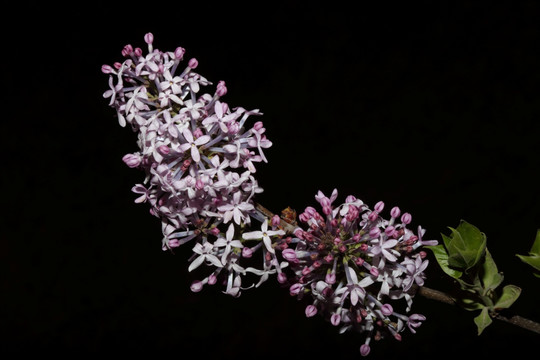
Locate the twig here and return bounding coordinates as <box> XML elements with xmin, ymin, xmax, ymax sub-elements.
<box><xmin>255</xmin><ymin>202</ymin><xmax>540</xmax><ymax>336</ymax></box>
<box><xmin>417</xmin><ymin>286</ymin><xmax>540</xmax><ymax>335</ymax></box>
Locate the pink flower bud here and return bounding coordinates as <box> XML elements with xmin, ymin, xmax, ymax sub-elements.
<box><xmin>216</xmin><ymin>80</ymin><xmax>227</xmax><ymax>96</ymax></box>
<box><xmin>144</xmin><ymin>32</ymin><xmax>154</xmax><ymax>44</ymax></box>
<box><xmin>190</xmin><ymin>280</ymin><xmax>203</xmax><ymax>292</ymax></box>
<box><xmin>122</xmin><ymin>153</ymin><xmax>141</xmax><ymax>168</ymax></box>
<box><xmin>370</xmin><ymin>267</ymin><xmax>379</xmax><ymax>277</ymax></box>
<box><xmin>188</xmin><ymin>58</ymin><xmax>198</xmax><ymax>69</ymax></box>
<box><xmin>121</xmin><ymin>44</ymin><xmax>133</xmax><ymax>57</ymax></box>
<box><xmin>374</xmin><ymin>201</ymin><xmax>385</xmax><ymax>213</ymax></box>
<box><xmin>271</xmin><ymin>214</ymin><xmax>281</xmax><ymax>227</ymax></box>
<box><xmin>208</xmin><ymin>274</ymin><xmax>217</xmax><ymax>285</ymax></box>
<box><xmin>174</xmin><ymin>47</ymin><xmax>185</xmax><ymax>59</ymax></box>
<box><xmin>384</xmin><ymin>225</ymin><xmax>395</xmax><ymax>236</ymax></box>
<box><xmin>289</xmin><ymin>283</ymin><xmax>302</xmax><ymax>296</ymax></box>
<box><xmin>210</xmin><ymin>227</ymin><xmax>220</xmax><ymax>236</ymax></box>
<box><xmin>168</xmin><ymin>239</ymin><xmax>180</xmax><ymax>248</ymax></box>
<box><xmin>242</xmin><ymin>247</ymin><xmax>253</xmax><ymax>258</ymax></box>
<box><xmin>134</xmin><ymin>47</ymin><xmax>143</xmax><ymax>57</ymax></box>
<box><xmin>282</xmin><ymin>248</ymin><xmax>297</xmax><ymax>261</ymax></box>
<box><xmin>401</xmin><ymin>212</ymin><xmax>412</xmax><ymax>225</ymax></box>
<box><xmin>157</xmin><ymin>145</ymin><xmax>170</xmax><ymax>155</ymax></box>
<box><xmin>345</xmin><ymin>195</ymin><xmax>358</xmax><ymax>203</ymax></box>
<box><xmin>369</xmin><ymin>227</ymin><xmax>381</xmax><ymax>238</ymax></box>
<box><xmin>253</xmin><ymin>121</ymin><xmax>264</xmax><ymax>131</ymax></box>
<box><xmin>302</xmin><ymin>266</ymin><xmax>311</xmax><ymax>276</ymax></box>
<box><xmin>325</xmin><ymin>273</ymin><xmax>336</xmax><ymax>284</ymax></box>
<box><xmin>277</xmin><ymin>272</ymin><xmax>287</xmax><ymax>284</ymax></box>
<box><xmin>360</xmin><ymin>243</ymin><xmax>369</xmax><ymax>252</ymax></box>
<box><xmin>193</xmin><ymin>128</ymin><xmax>203</xmax><ymax>138</ymax></box>
<box><xmin>381</xmin><ymin>303</ymin><xmax>393</xmax><ymax>316</ymax></box>
<box><xmin>195</xmin><ymin>178</ymin><xmax>204</xmax><ymax>190</ymax></box>
<box><xmin>368</xmin><ymin>211</ymin><xmax>379</xmax><ymax>222</ymax></box>
<box><xmin>355</xmin><ymin>257</ymin><xmax>365</xmax><ymax>266</ymax></box>
<box><xmin>322</xmin><ymin>205</ymin><xmax>332</xmax><ymax>215</ymax></box>
<box><xmin>305</xmin><ymin>305</ymin><xmax>318</xmax><ymax>318</ymax></box>
<box><xmin>390</xmin><ymin>206</ymin><xmax>401</xmax><ymax>218</ymax></box>
<box><xmin>227</xmin><ymin>122</ymin><xmax>239</xmax><ymax>134</ymax></box>
<box><xmin>360</xmin><ymin>344</ymin><xmax>371</xmax><ymax>357</ymax></box>
<box><xmin>101</xmin><ymin>64</ymin><xmax>114</xmax><ymax>74</ymax></box>
<box><xmin>331</xmin><ymin>313</ymin><xmax>341</xmax><ymax>326</ymax></box>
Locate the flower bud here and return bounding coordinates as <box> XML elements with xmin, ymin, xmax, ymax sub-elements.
<box><xmin>305</xmin><ymin>305</ymin><xmax>318</xmax><ymax>318</ymax></box>
<box><xmin>360</xmin><ymin>344</ymin><xmax>370</xmax><ymax>357</ymax></box>
<box><xmin>384</xmin><ymin>225</ymin><xmax>395</xmax><ymax>236</ymax></box>
<box><xmin>157</xmin><ymin>145</ymin><xmax>170</xmax><ymax>155</ymax></box>
<box><xmin>216</xmin><ymin>80</ymin><xmax>227</xmax><ymax>96</ymax></box>
<box><xmin>331</xmin><ymin>313</ymin><xmax>341</xmax><ymax>326</ymax></box>
<box><xmin>121</xmin><ymin>44</ymin><xmax>133</xmax><ymax>57</ymax></box>
<box><xmin>188</xmin><ymin>58</ymin><xmax>198</xmax><ymax>69</ymax></box>
<box><xmin>242</xmin><ymin>247</ymin><xmax>253</xmax><ymax>258</ymax></box>
<box><xmin>101</xmin><ymin>64</ymin><xmax>114</xmax><ymax>74</ymax></box>
<box><xmin>325</xmin><ymin>273</ymin><xmax>336</xmax><ymax>284</ymax></box>
<box><xmin>381</xmin><ymin>303</ymin><xmax>393</xmax><ymax>316</ymax></box>
<box><xmin>282</xmin><ymin>248</ymin><xmax>297</xmax><ymax>261</ymax></box>
<box><xmin>374</xmin><ymin>201</ymin><xmax>385</xmax><ymax>213</ymax></box>
<box><xmin>190</xmin><ymin>280</ymin><xmax>203</xmax><ymax>292</ymax></box>
<box><xmin>174</xmin><ymin>47</ymin><xmax>185</xmax><ymax>60</ymax></box>
<box><xmin>289</xmin><ymin>283</ymin><xmax>303</xmax><ymax>296</ymax></box>
<box><xmin>277</xmin><ymin>272</ymin><xmax>287</xmax><ymax>284</ymax></box>
<box><xmin>401</xmin><ymin>212</ymin><xmax>412</xmax><ymax>225</ymax></box>
<box><xmin>390</xmin><ymin>206</ymin><xmax>401</xmax><ymax>218</ymax></box>
<box><xmin>208</xmin><ymin>274</ymin><xmax>217</xmax><ymax>285</ymax></box>
<box><xmin>271</xmin><ymin>214</ymin><xmax>281</xmax><ymax>227</ymax></box>
<box><xmin>369</xmin><ymin>227</ymin><xmax>381</xmax><ymax>238</ymax></box>
<box><xmin>122</xmin><ymin>153</ymin><xmax>141</xmax><ymax>168</ymax></box>
<box><xmin>144</xmin><ymin>32</ymin><xmax>154</xmax><ymax>45</ymax></box>
<box><xmin>368</xmin><ymin>211</ymin><xmax>379</xmax><ymax>222</ymax></box>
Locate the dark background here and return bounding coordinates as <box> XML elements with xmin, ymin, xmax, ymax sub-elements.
<box><xmin>2</xmin><ymin>1</ymin><xmax>539</xmax><ymax>357</ymax></box>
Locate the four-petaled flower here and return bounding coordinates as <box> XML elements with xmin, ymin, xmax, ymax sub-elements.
<box><xmin>179</xmin><ymin>128</ymin><xmax>210</xmax><ymax>163</ymax></box>
<box><xmin>218</xmin><ymin>191</ymin><xmax>255</xmax><ymax>225</ymax></box>
<box><xmin>242</xmin><ymin>219</ymin><xmax>285</xmax><ymax>254</ymax></box>
<box><xmin>188</xmin><ymin>242</ymin><xmax>222</xmax><ymax>272</ymax></box>
<box><xmin>215</xmin><ymin>223</ymin><xmax>244</xmax><ymax>264</ymax></box>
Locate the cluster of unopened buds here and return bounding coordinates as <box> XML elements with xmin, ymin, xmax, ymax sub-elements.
<box><xmin>102</xmin><ymin>32</ymin><xmax>438</xmax><ymax>356</ymax></box>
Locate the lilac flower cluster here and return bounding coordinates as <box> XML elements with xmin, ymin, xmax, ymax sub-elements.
<box><xmin>102</xmin><ymin>33</ymin><xmax>280</xmax><ymax>295</ymax></box>
<box><xmin>275</xmin><ymin>189</ymin><xmax>438</xmax><ymax>356</ymax></box>
<box><xmin>103</xmin><ymin>33</ymin><xmax>438</xmax><ymax>356</ymax></box>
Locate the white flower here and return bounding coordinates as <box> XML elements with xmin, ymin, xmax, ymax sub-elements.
<box><xmin>188</xmin><ymin>242</ymin><xmax>222</xmax><ymax>272</ymax></box>
<box><xmin>242</xmin><ymin>219</ymin><xmax>285</xmax><ymax>254</ymax></box>
<box><xmin>214</xmin><ymin>223</ymin><xmax>244</xmax><ymax>264</ymax></box>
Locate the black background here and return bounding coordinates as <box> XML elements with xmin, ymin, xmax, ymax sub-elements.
<box><xmin>3</xmin><ymin>1</ymin><xmax>540</xmax><ymax>358</ymax></box>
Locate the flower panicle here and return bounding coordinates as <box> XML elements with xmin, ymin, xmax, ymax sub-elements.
<box><xmin>102</xmin><ymin>32</ymin><xmax>278</xmax><ymax>296</ymax></box>
<box><xmin>274</xmin><ymin>188</ymin><xmax>437</xmax><ymax>356</ymax></box>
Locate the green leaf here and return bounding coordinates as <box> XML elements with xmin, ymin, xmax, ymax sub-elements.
<box><xmin>480</xmin><ymin>248</ymin><xmax>504</xmax><ymax>293</ymax></box>
<box><xmin>444</xmin><ymin>221</ymin><xmax>487</xmax><ymax>271</ymax></box>
<box><xmin>516</xmin><ymin>230</ymin><xmax>540</xmax><ymax>277</ymax></box>
<box><xmin>426</xmin><ymin>244</ymin><xmax>463</xmax><ymax>279</ymax></box>
<box><xmin>474</xmin><ymin>307</ymin><xmax>493</xmax><ymax>335</ymax></box>
<box><xmin>531</xmin><ymin>229</ymin><xmax>540</xmax><ymax>255</ymax></box>
<box><xmin>516</xmin><ymin>254</ymin><xmax>540</xmax><ymax>272</ymax></box>
<box><xmin>494</xmin><ymin>285</ymin><xmax>521</xmax><ymax>310</ymax></box>
<box><xmin>459</xmin><ymin>294</ymin><xmax>485</xmax><ymax>311</ymax></box>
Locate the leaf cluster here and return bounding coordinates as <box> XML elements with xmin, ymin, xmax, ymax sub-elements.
<box><xmin>427</xmin><ymin>220</ymin><xmax>521</xmax><ymax>335</ymax></box>
<box><xmin>516</xmin><ymin>229</ymin><xmax>540</xmax><ymax>278</ymax></box>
